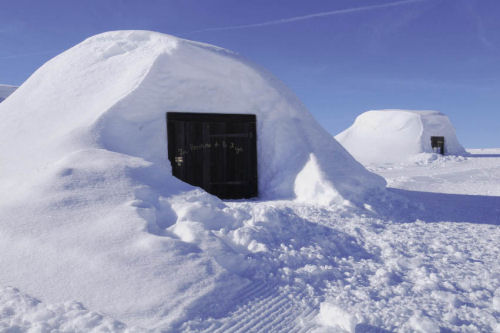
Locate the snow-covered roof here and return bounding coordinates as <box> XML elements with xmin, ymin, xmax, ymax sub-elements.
<box><xmin>0</xmin><ymin>84</ymin><xmax>17</xmax><ymax>102</ymax></box>
<box><xmin>336</xmin><ymin>109</ymin><xmax>466</xmax><ymax>164</ymax></box>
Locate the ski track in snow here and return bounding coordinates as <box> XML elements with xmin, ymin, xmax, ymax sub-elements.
<box><xmin>1</xmin><ymin>150</ymin><xmax>499</xmax><ymax>332</ymax></box>
<box><xmin>184</xmin><ymin>283</ymin><xmax>315</xmax><ymax>333</ymax></box>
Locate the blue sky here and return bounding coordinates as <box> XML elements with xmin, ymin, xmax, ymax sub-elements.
<box><xmin>1</xmin><ymin>0</ymin><xmax>499</xmax><ymax>147</ymax></box>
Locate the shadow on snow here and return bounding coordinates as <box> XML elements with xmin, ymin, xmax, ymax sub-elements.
<box><xmin>467</xmin><ymin>154</ymin><xmax>500</xmax><ymax>158</ymax></box>
<box><xmin>387</xmin><ymin>188</ymin><xmax>500</xmax><ymax>225</ymax></box>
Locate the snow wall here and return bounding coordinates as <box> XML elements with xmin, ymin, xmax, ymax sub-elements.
<box><xmin>0</xmin><ymin>30</ymin><xmax>384</xmax><ymax>204</ymax></box>
<box><xmin>0</xmin><ymin>84</ymin><xmax>17</xmax><ymax>103</ymax></box>
<box><xmin>0</xmin><ymin>31</ymin><xmax>385</xmax><ymax>329</ymax></box>
<box><xmin>336</xmin><ymin>110</ymin><xmax>466</xmax><ymax>165</ymax></box>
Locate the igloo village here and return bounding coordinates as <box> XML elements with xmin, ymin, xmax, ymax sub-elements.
<box><xmin>0</xmin><ymin>31</ymin><xmax>499</xmax><ymax>333</ymax></box>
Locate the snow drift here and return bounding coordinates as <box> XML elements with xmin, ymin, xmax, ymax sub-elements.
<box><xmin>335</xmin><ymin>110</ymin><xmax>466</xmax><ymax>165</ymax></box>
<box><xmin>0</xmin><ymin>84</ymin><xmax>17</xmax><ymax>103</ymax></box>
<box><xmin>0</xmin><ymin>31</ymin><xmax>385</xmax><ymax>330</ymax></box>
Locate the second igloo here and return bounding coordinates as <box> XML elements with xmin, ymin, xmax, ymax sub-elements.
<box><xmin>0</xmin><ymin>84</ymin><xmax>17</xmax><ymax>103</ymax></box>
<box><xmin>336</xmin><ymin>110</ymin><xmax>466</xmax><ymax>165</ymax></box>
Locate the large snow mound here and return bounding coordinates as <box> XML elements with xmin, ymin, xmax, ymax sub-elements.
<box><xmin>0</xmin><ymin>30</ymin><xmax>383</xmax><ymax>204</ymax></box>
<box><xmin>0</xmin><ymin>84</ymin><xmax>17</xmax><ymax>103</ymax></box>
<box><xmin>336</xmin><ymin>110</ymin><xmax>466</xmax><ymax>165</ymax></box>
<box><xmin>0</xmin><ymin>30</ymin><xmax>385</xmax><ymax>330</ymax></box>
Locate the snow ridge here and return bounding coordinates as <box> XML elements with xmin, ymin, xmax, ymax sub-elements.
<box><xmin>0</xmin><ymin>286</ymin><xmax>138</xmax><ymax>332</ymax></box>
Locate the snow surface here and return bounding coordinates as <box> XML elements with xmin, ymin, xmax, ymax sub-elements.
<box><xmin>2</xmin><ymin>148</ymin><xmax>499</xmax><ymax>332</ymax></box>
<box><xmin>335</xmin><ymin>109</ymin><xmax>466</xmax><ymax>165</ymax></box>
<box><xmin>0</xmin><ymin>84</ymin><xmax>17</xmax><ymax>103</ymax></box>
<box><xmin>1</xmin><ymin>30</ymin><xmax>499</xmax><ymax>332</ymax></box>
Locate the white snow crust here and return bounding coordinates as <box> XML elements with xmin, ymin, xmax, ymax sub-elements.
<box><xmin>0</xmin><ymin>84</ymin><xmax>17</xmax><ymax>103</ymax></box>
<box><xmin>335</xmin><ymin>109</ymin><xmax>466</xmax><ymax>165</ymax></box>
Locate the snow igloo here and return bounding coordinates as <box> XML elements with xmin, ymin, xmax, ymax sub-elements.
<box><xmin>0</xmin><ymin>84</ymin><xmax>17</xmax><ymax>103</ymax></box>
<box><xmin>0</xmin><ymin>31</ymin><xmax>388</xmax><ymax>329</ymax></box>
<box><xmin>336</xmin><ymin>110</ymin><xmax>466</xmax><ymax>165</ymax></box>
<box><xmin>0</xmin><ymin>30</ymin><xmax>385</xmax><ymax>205</ymax></box>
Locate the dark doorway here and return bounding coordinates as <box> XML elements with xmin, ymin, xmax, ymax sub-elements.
<box><xmin>431</xmin><ymin>136</ymin><xmax>445</xmax><ymax>155</ymax></box>
<box><xmin>167</xmin><ymin>112</ymin><xmax>258</xmax><ymax>199</ymax></box>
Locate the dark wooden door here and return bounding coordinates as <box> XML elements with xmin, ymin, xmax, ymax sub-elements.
<box><xmin>431</xmin><ymin>136</ymin><xmax>445</xmax><ymax>155</ymax></box>
<box><xmin>167</xmin><ymin>112</ymin><xmax>258</xmax><ymax>199</ymax></box>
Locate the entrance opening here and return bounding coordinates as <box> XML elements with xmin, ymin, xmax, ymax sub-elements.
<box><xmin>431</xmin><ymin>136</ymin><xmax>445</xmax><ymax>155</ymax></box>
<box><xmin>167</xmin><ymin>112</ymin><xmax>258</xmax><ymax>199</ymax></box>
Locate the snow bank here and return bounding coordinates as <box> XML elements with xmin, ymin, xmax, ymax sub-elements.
<box><xmin>0</xmin><ymin>286</ymin><xmax>136</xmax><ymax>332</ymax></box>
<box><xmin>336</xmin><ymin>110</ymin><xmax>466</xmax><ymax>165</ymax></box>
<box><xmin>0</xmin><ymin>84</ymin><xmax>17</xmax><ymax>103</ymax></box>
<box><xmin>0</xmin><ymin>30</ymin><xmax>385</xmax><ymax>330</ymax></box>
